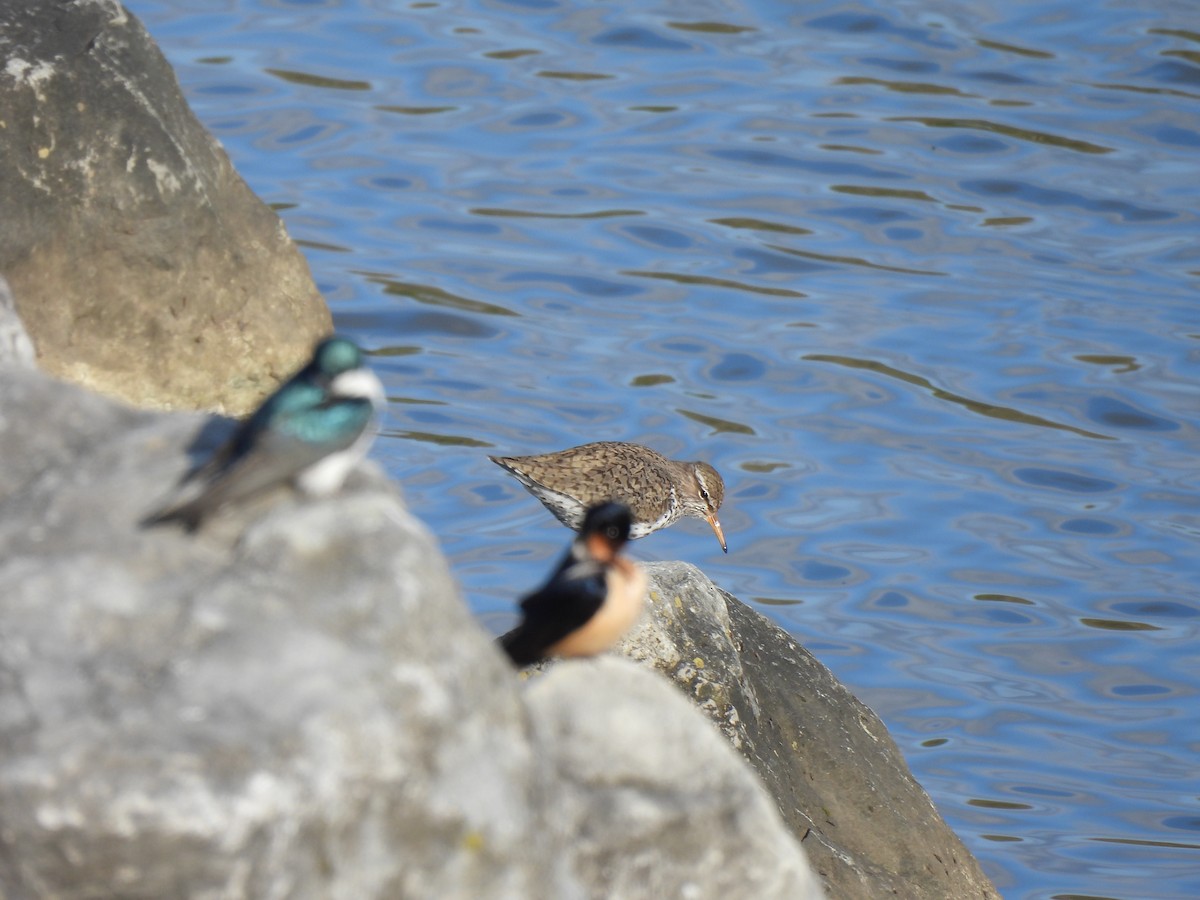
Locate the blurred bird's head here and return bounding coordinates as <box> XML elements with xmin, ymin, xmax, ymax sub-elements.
<box><xmin>579</xmin><ymin>502</ymin><xmax>634</xmax><ymax>564</ymax></box>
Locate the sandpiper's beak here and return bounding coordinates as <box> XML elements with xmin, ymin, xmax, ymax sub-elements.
<box><xmin>706</xmin><ymin>513</ymin><xmax>727</xmax><ymax>553</ymax></box>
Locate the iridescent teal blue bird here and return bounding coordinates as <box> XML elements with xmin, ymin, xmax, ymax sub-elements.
<box><xmin>144</xmin><ymin>336</ymin><xmax>383</xmax><ymax>531</ymax></box>
<box><xmin>500</xmin><ymin>502</ymin><xmax>647</xmax><ymax>667</ymax></box>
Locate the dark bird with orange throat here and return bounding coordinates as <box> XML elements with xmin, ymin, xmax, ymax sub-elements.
<box><xmin>500</xmin><ymin>501</ymin><xmax>648</xmax><ymax>667</ymax></box>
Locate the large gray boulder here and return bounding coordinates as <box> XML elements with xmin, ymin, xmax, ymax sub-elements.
<box><xmin>620</xmin><ymin>564</ymin><xmax>999</xmax><ymax>900</ymax></box>
<box><xmin>0</xmin><ymin>0</ymin><xmax>330</xmax><ymax>414</ymax></box>
<box><xmin>0</xmin><ymin>364</ymin><xmax>823</xmax><ymax>900</ymax></box>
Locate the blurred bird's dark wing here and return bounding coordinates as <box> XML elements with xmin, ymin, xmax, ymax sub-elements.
<box><xmin>499</xmin><ymin>563</ymin><xmax>607</xmax><ymax>667</ymax></box>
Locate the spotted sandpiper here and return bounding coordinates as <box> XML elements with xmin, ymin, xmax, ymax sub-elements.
<box><xmin>144</xmin><ymin>336</ymin><xmax>384</xmax><ymax>531</ymax></box>
<box><xmin>488</xmin><ymin>440</ymin><xmax>727</xmax><ymax>552</ymax></box>
<box><xmin>500</xmin><ymin>501</ymin><xmax>647</xmax><ymax>667</ymax></box>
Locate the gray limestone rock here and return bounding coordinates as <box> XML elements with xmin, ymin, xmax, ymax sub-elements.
<box><xmin>619</xmin><ymin>562</ymin><xmax>999</xmax><ymax>900</ymax></box>
<box><xmin>0</xmin><ymin>276</ymin><xmax>35</xmax><ymax>368</ymax></box>
<box><xmin>0</xmin><ymin>365</ymin><xmax>822</xmax><ymax>900</ymax></box>
<box><xmin>525</xmin><ymin>659</ymin><xmax>823</xmax><ymax>899</ymax></box>
<box><xmin>0</xmin><ymin>0</ymin><xmax>330</xmax><ymax>414</ymax></box>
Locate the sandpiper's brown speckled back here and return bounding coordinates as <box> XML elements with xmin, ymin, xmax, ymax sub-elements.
<box><xmin>489</xmin><ymin>440</ymin><xmax>727</xmax><ymax>550</ymax></box>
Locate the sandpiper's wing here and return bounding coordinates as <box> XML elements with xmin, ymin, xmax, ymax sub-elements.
<box><xmin>489</xmin><ymin>443</ymin><xmax>688</xmax><ymax>533</ymax></box>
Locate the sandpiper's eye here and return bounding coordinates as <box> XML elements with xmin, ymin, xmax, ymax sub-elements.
<box><xmin>700</xmin><ymin>488</ymin><xmax>710</xmax><ymax>502</ymax></box>
<box><xmin>606</xmin><ymin>526</ymin><xmax>620</xmax><ymax>540</ymax></box>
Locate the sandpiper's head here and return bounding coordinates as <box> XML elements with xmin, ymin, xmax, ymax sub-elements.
<box><xmin>580</xmin><ymin>501</ymin><xmax>634</xmax><ymax>564</ymax></box>
<box><xmin>685</xmin><ymin>461</ymin><xmax>726</xmax><ymax>553</ymax></box>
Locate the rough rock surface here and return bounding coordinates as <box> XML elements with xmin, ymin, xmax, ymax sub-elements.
<box><xmin>0</xmin><ymin>275</ymin><xmax>35</xmax><ymax>368</ymax></box>
<box><xmin>0</xmin><ymin>364</ymin><xmax>822</xmax><ymax>900</ymax></box>
<box><xmin>0</xmin><ymin>0</ymin><xmax>330</xmax><ymax>413</ymax></box>
<box><xmin>619</xmin><ymin>563</ymin><xmax>998</xmax><ymax>900</ymax></box>
<box><xmin>526</xmin><ymin>660</ymin><xmax>822</xmax><ymax>899</ymax></box>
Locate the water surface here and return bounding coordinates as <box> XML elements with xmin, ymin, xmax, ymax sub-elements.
<box><xmin>129</xmin><ymin>1</ymin><xmax>1200</xmax><ymax>897</ymax></box>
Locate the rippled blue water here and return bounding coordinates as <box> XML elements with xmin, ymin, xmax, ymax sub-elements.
<box><xmin>127</xmin><ymin>1</ymin><xmax>1200</xmax><ymax>896</ymax></box>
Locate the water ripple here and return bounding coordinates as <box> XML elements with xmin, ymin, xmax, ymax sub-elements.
<box><xmin>129</xmin><ymin>0</ymin><xmax>1200</xmax><ymax>895</ymax></box>
<box><xmin>805</xmin><ymin>355</ymin><xmax>1114</xmax><ymax>440</ymax></box>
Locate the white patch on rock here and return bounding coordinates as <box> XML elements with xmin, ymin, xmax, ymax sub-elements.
<box><xmin>35</xmin><ymin>802</ymin><xmax>86</xmax><ymax>830</ymax></box>
<box><xmin>67</xmin><ymin>147</ymin><xmax>102</xmax><ymax>184</ymax></box>
<box><xmin>5</xmin><ymin>58</ymin><xmax>55</xmax><ymax>90</ymax></box>
<box><xmin>0</xmin><ymin>275</ymin><xmax>36</xmax><ymax>367</ymax></box>
<box><xmin>390</xmin><ymin>662</ymin><xmax>454</xmax><ymax>720</ymax></box>
<box><xmin>146</xmin><ymin>158</ymin><xmax>181</xmax><ymax>195</ymax></box>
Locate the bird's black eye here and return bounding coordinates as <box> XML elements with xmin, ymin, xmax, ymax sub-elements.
<box><xmin>606</xmin><ymin>525</ymin><xmax>620</xmax><ymax>540</ymax></box>
<box><xmin>700</xmin><ymin>488</ymin><xmax>710</xmax><ymax>501</ymax></box>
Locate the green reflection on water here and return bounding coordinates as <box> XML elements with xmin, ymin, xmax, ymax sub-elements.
<box><xmin>536</xmin><ymin>70</ymin><xmax>614</xmax><ymax>81</ymax></box>
<box><xmin>1075</xmin><ymin>354</ymin><xmax>1140</xmax><ymax>374</ymax></box>
<box><xmin>677</xmin><ymin>409</ymin><xmax>755</xmax><ymax>435</ymax></box>
<box><xmin>363</xmin><ymin>275</ymin><xmax>518</xmax><ymax>317</ymax></box>
<box><xmin>837</xmin><ymin>76</ymin><xmax>979</xmax><ymax>98</ymax></box>
<box><xmin>382</xmin><ymin>429</ymin><xmax>492</xmax><ymax>448</ymax></box>
<box><xmin>889</xmin><ymin>116</ymin><xmax>1114</xmax><ymax>155</ymax></box>
<box><xmin>1079</xmin><ymin>618</ymin><xmax>1161</xmax><ymax>632</ymax></box>
<box><xmin>631</xmin><ymin>374</ymin><xmax>675</xmax><ymax>387</ymax></box>
<box><xmin>376</xmin><ymin>105</ymin><xmax>457</xmax><ymax>116</ymax></box>
<box><xmin>709</xmin><ymin>216</ymin><xmax>813</xmax><ymax>236</ymax></box>
<box><xmin>806</xmin><ymin>354</ymin><xmax>1114</xmax><ymax>441</ymax></box>
<box><xmin>976</xmin><ymin>39</ymin><xmax>1054</xmax><ymax>59</ymax></box>
<box><xmin>975</xmin><ymin>593</ymin><xmax>1035</xmax><ymax>605</ymax></box>
<box><xmin>767</xmin><ymin>242</ymin><xmax>944</xmax><ymax>276</ymax></box>
<box><xmin>471</xmin><ymin>207</ymin><xmax>643</xmax><ymax>219</ymax></box>
<box><xmin>626</xmin><ymin>269</ymin><xmax>806</xmax><ymax>299</ymax></box>
<box><xmin>666</xmin><ymin>21</ymin><xmax>757</xmax><ymax>34</ymax></box>
<box><xmin>265</xmin><ymin>68</ymin><xmax>370</xmax><ymax>91</ymax></box>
